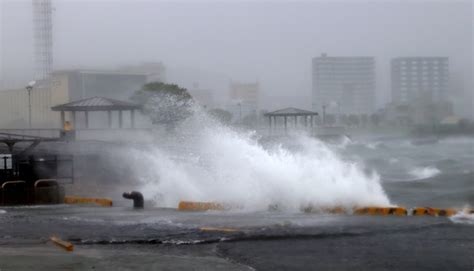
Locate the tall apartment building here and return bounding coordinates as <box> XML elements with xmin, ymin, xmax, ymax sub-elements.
<box><xmin>312</xmin><ymin>53</ymin><xmax>375</xmax><ymax>116</ymax></box>
<box><xmin>228</xmin><ymin>81</ymin><xmax>259</xmax><ymax>119</ymax></box>
<box><xmin>391</xmin><ymin>57</ymin><xmax>449</xmax><ymax>105</ymax></box>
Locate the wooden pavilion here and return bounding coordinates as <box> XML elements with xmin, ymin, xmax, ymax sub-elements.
<box><xmin>51</xmin><ymin>96</ymin><xmax>141</xmax><ymax>129</ymax></box>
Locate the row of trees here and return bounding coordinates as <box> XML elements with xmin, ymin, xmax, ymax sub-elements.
<box><xmin>135</xmin><ymin>82</ymin><xmax>466</xmax><ymax>130</ymax></box>
<box><xmin>131</xmin><ymin>82</ymin><xmax>387</xmax><ymax>130</ymax></box>
<box><xmin>131</xmin><ymin>82</ymin><xmax>236</xmax><ymax>129</ymax></box>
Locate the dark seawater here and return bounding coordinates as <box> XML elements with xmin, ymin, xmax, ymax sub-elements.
<box><xmin>330</xmin><ymin>136</ymin><xmax>474</xmax><ymax>208</ymax></box>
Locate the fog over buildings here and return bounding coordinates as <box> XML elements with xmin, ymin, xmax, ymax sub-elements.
<box><xmin>0</xmin><ymin>0</ymin><xmax>472</xmax><ymax>117</ymax></box>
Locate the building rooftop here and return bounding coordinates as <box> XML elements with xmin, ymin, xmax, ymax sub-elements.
<box><xmin>51</xmin><ymin>96</ymin><xmax>140</xmax><ymax>112</ymax></box>
<box><xmin>264</xmin><ymin>107</ymin><xmax>318</xmax><ymax>116</ymax></box>
<box><xmin>52</xmin><ymin>69</ymin><xmax>148</xmax><ymax>76</ymax></box>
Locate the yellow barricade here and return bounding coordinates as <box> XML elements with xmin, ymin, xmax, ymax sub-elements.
<box><xmin>200</xmin><ymin>227</ymin><xmax>239</xmax><ymax>233</ymax></box>
<box><xmin>411</xmin><ymin>207</ymin><xmax>457</xmax><ymax>217</ymax></box>
<box><xmin>354</xmin><ymin>207</ymin><xmax>407</xmax><ymax>216</ymax></box>
<box><xmin>302</xmin><ymin>206</ymin><xmax>348</xmax><ymax>214</ymax></box>
<box><xmin>50</xmin><ymin>236</ymin><xmax>74</xmax><ymax>252</ymax></box>
<box><xmin>178</xmin><ymin>201</ymin><xmax>227</xmax><ymax>211</ymax></box>
<box><xmin>64</xmin><ymin>196</ymin><xmax>113</xmax><ymax>207</ymax></box>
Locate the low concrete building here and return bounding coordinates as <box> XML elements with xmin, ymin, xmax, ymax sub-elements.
<box><xmin>0</xmin><ymin>70</ymin><xmax>148</xmax><ymax>129</ymax></box>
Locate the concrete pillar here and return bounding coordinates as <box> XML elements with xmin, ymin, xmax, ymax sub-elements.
<box><xmin>131</xmin><ymin>110</ymin><xmax>135</xmax><ymax>128</ymax></box>
<box><xmin>60</xmin><ymin>111</ymin><xmax>65</xmax><ymax>129</ymax></box>
<box><xmin>284</xmin><ymin>116</ymin><xmax>287</xmax><ymax>132</ymax></box>
<box><xmin>294</xmin><ymin>115</ymin><xmax>297</xmax><ymax>127</ymax></box>
<box><xmin>71</xmin><ymin>112</ymin><xmax>76</xmax><ymax>129</ymax></box>
<box><xmin>119</xmin><ymin>110</ymin><xmax>123</xmax><ymax>129</ymax></box>
<box><xmin>85</xmin><ymin>111</ymin><xmax>89</xmax><ymax>129</ymax></box>
<box><xmin>107</xmin><ymin>111</ymin><xmax>112</xmax><ymax>128</ymax></box>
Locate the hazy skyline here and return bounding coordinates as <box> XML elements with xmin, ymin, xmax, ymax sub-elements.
<box><xmin>1</xmin><ymin>0</ymin><xmax>472</xmax><ymax>115</ymax></box>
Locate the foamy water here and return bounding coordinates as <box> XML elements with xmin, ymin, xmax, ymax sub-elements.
<box><xmin>450</xmin><ymin>211</ymin><xmax>474</xmax><ymax>225</ymax></box>
<box><xmin>125</xmin><ymin>108</ymin><xmax>390</xmax><ymax>212</ymax></box>
<box><xmin>409</xmin><ymin>166</ymin><xmax>441</xmax><ymax>180</ymax></box>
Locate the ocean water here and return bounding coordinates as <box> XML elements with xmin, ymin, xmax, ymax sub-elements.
<box><xmin>331</xmin><ymin>135</ymin><xmax>474</xmax><ymax>209</ymax></box>
<box><xmin>118</xmin><ymin>106</ymin><xmax>473</xmax><ymax>213</ymax></box>
<box><xmin>1</xmin><ymin>108</ymin><xmax>473</xmax><ymax>270</ymax></box>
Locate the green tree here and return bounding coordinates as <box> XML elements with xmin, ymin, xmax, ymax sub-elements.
<box><xmin>131</xmin><ymin>82</ymin><xmax>193</xmax><ymax>129</ymax></box>
<box><xmin>208</xmin><ymin>108</ymin><xmax>233</xmax><ymax>124</ymax></box>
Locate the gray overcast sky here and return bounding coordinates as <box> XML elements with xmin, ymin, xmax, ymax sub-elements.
<box><xmin>1</xmin><ymin>0</ymin><xmax>472</xmax><ymax>112</ymax></box>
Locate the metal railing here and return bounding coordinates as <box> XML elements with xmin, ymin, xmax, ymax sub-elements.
<box><xmin>0</xmin><ymin>129</ymin><xmax>62</xmax><ymax>139</ymax></box>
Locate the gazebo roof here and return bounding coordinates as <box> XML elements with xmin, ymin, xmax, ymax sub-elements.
<box><xmin>264</xmin><ymin>107</ymin><xmax>318</xmax><ymax>117</ymax></box>
<box><xmin>51</xmin><ymin>96</ymin><xmax>141</xmax><ymax>112</ymax></box>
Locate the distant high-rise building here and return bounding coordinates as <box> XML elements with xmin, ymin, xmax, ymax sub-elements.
<box><xmin>312</xmin><ymin>53</ymin><xmax>375</xmax><ymax>116</ymax></box>
<box><xmin>228</xmin><ymin>81</ymin><xmax>259</xmax><ymax>120</ymax></box>
<box><xmin>391</xmin><ymin>57</ymin><xmax>449</xmax><ymax>105</ymax></box>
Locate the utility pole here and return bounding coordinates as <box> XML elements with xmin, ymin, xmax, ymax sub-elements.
<box><xmin>25</xmin><ymin>82</ymin><xmax>35</xmax><ymax>128</ymax></box>
<box><xmin>27</xmin><ymin>86</ymin><xmax>32</xmax><ymax>128</ymax></box>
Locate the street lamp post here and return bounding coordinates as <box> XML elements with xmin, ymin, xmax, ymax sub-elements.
<box><xmin>25</xmin><ymin>81</ymin><xmax>36</xmax><ymax>129</ymax></box>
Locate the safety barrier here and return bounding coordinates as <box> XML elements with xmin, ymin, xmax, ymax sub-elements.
<box><xmin>1</xmin><ymin>180</ymin><xmax>27</xmax><ymax>205</ymax></box>
<box><xmin>50</xmin><ymin>236</ymin><xmax>74</xmax><ymax>252</ymax></box>
<box><xmin>411</xmin><ymin>207</ymin><xmax>458</xmax><ymax>217</ymax></box>
<box><xmin>64</xmin><ymin>196</ymin><xmax>113</xmax><ymax>207</ymax></box>
<box><xmin>34</xmin><ymin>179</ymin><xmax>61</xmax><ymax>204</ymax></box>
<box><xmin>177</xmin><ymin>200</ymin><xmax>474</xmax><ymax>218</ymax></box>
<box><xmin>302</xmin><ymin>206</ymin><xmax>348</xmax><ymax>214</ymax></box>
<box><xmin>354</xmin><ymin>207</ymin><xmax>408</xmax><ymax>216</ymax></box>
<box><xmin>178</xmin><ymin>201</ymin><xmax>227</xmax><ymax>211</ymax></box>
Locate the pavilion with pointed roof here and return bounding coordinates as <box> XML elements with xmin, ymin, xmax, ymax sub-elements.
<box><xmin>264</xmin><ymin>107</ymin><xmax>319</xmax><ymax>131</ymax></box>
<box><xmin>51</xmin><ymin>96</ymin><xmax>141</xmax><ymax>129</ymax></box>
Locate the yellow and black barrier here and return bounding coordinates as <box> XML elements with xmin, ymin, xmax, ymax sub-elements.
<box><xmin>50</xmin><ymin>236</ymin><xmax>74</xmax><ymax>252</ymax></box>
<box><xmin>302</xmin><ymin>206</ymin><xmax>348</xmax><ymax>214</ymax></box>
<box><xmin>178</xmin><ymin>201</ymin><xmax>228</xmax><ymax>211</ymax></box>
<box><xmin>354</xmin><ymin>207</ymin><xmax>408</xmax><ymax>216</ymax></box>
<box><xmin>64</xmin><ymin>196</ymin><xmax>113</xmax><ymax>207</ymax></box>
<box><xmin>411</xmin><ymin>207</ymin><xmax>458</xmax><ymax>217</ymax></box>
<box><xmin>177</xmin><ymin>200</ymin><xmax>472</xmax><ymax>217</ymax></box>
<box><xmin>200</xmin><ymin>227</ymin><xmax>240</xmax><ymax>233</ymax></box>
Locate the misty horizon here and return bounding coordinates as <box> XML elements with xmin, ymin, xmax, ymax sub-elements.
<box><xmin>1</xmin><ymin>0</ymin><xmax>472</xmax><ymax>115</ymax></box>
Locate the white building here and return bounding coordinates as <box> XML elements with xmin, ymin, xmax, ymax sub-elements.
<box><xmin>391</xmin><ymin>57</ymin><xmax>449</xmax><ymax>105</ymax></box>
<box><xmin>312</xmin><ymin>53</ymin><xmax>376</xmax><ymax>116</ymax></box>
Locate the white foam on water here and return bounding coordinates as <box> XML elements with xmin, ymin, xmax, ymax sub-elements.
<box><xmin>334</xmin><ymin>135</ymin><xmax>353</xmax><ymax>149</ymax></box>
<box><xmin>0</xmin><ymin>209</ymin><xmax>6</xmax><ymax>214</ymax></box>
<box><xmin>408</xmin><ymin>166</ymin><xmax>441</xmax><ymax>180</ymax></box>
<box><xmin>450</xmin><ymin>211</ymin><xmax>474</xmax><ymax>225</ymax></box>
<box><xmin>127</xmin><ymin>109</ymin><xmax>390</xmax><ymax>212</ymax></box>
